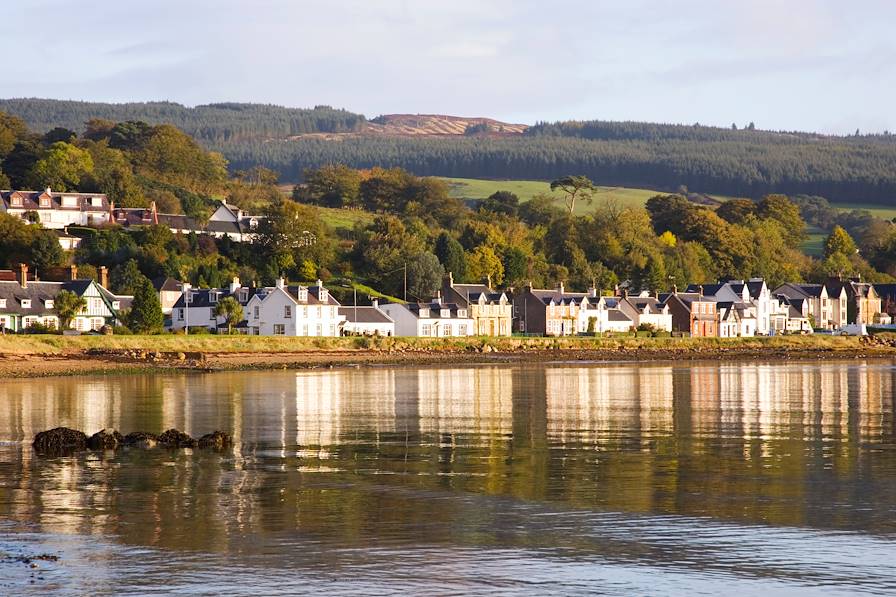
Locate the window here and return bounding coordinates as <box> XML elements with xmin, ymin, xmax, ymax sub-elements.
<box><xmin>302</xmin><ymin>324</ymin><xmax>308</xmax><ymax>335</ymax></box>
<box><xmin>45</xmin><ymin>299</ymin><xmax>54</xmax><ymax>309</ymax></box>
<box><xmin>92</xmin><ymin>318</ymin><xmax>104</xmax><ymax>331</ymax></box>
<box><xmin>23</xmin><ymin>317</ymin><xmax>37</xmax><ymax>328</ymax></box>
<box><xmin>284</xmin><ymin>305</ymin><xmax>292</xmax><ymax>318</ymax></box>
<box><xmin>239</xmin><ymin>291</ymin><xmax>248</xmax><ymax>302</ymax></box>
<box><xmin>440</xmin><ymin>309</ymin><xmax>450</xmax><ymax>318</ymax></box>
<box><xmin>91</xmin><ymin>197</ymin><xmax>102</xmax><ymax>207</ymax></box>
<box><xmin>459</xmin><ymin>324</ymin><xmax>468</xmax><ymax>335</ymax></box>
<box><xmin>253</xmin><ymin>306</ymin><xmax>259</xmax><ymax>319</ymax></box>
<box><xmin>177</xmin><ymin>308</ymin><xmax>184</xmax><ymax>320</ymax></box>
<box><xmin>273</xmin><ymin>324</ymin><xmax>285</xmax><ymax>335</ymax></box>
<box><xmin>329</xmin><ymin>324</ymin><xmax>336</xmax><ymax>336</ymax></box>
<box><xmin>316</xmin><ymin>324</ymin><xmax>322</xmax><ymax>335</ymax></box>
<box><xmin>186</xmin><ymin>292</ymin><xmax>193</xmax><ymax>304</ymax></box>
<box><xmin>21</xmin><ymin>299</ymin><xmax>31</xmax><ymax>309</ymax></box>
<box><xmin>209</xmin><ymin>292</ymin><xmax>219</xmax><ymax>303</ymax></box>
<box><xmin>420</xmin><ymin>308</ymin><xmax>430</xmax><ymax>317</ymax></box>
<box><xmin>421</xmin><ymin>324</ymin><xmax>432</xmax><ymax>336</ymax></box>
<box><xmin>111</xmin><ymin>301</ymin><xmax>120</xmax><ymax>310</ymax></box>
<box><xmin>458</xmin><ymin>309</ymin><xmax>467</xmax><ymax>318</ymax></box>
<box><xmin>0</xmin><ymin>299</ymin><xmax>5</xmax><ymax>308</ymax></box>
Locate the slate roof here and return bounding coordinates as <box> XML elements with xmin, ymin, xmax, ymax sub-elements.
<box><xmin>173</xmin><ymin>287</ymin><xmax>257</xmax><ymax>309</ymax></box>
<box><xmin>0</xmin><ymin>280</ymin><xmax>128</xmax><ymax>316</ymax></box>
<box><xmin>403</xmin><ymin>302</ymin><xmax>468</xmax><ymax>319</ymax></box>
<box><xmin>339</xmin><ymin>306</ymin><xmax>394</xmax><ymax>324</ymax></box>
<box><xmin>1</xmin><ymin>189</ymin><xmax>109</xmax><ymax>212</ymax></box>
<box><xmin>775</xmin><ymin>283</ymin><xmax>826</xmax><ymax>299</ymax></box>
<box><xmin>606</xmin><ymin>310</ymin><xmax>632</xmax><ymax>322</ymax></box>
<box><xmin>152</xmin><ymin>277</ymin><xmax>183</xmax><ymax>293</ymax></box>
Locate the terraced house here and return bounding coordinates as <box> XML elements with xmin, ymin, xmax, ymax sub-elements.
<box><xmin>0</xmin><ymin>265</ymin><xmax>129</xmax><ymax>332</ymax></box>
<box><xmin>441</xmin><ymin>273</ymin><xmax>512</xmax><ymax>336</ymax></box>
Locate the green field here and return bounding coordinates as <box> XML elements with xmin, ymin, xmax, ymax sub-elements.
<box><xmin>831</xmin><ymin>202</ymin><xmax>896</xmax><ymax>220</ymax></box>
<box><xmin>317</xmin><ymin>206</ymin><xmax>373</xmax><ymax>233</ymax></box>
<box><xmin>802</xmin><ymin>226</ymin><xmax>827</xmax><ymax>257</ymax></box>
<box><xmin>442</xmin><ymin>177</ymin><xmax>660</xmax><ymax>214</ymax></box>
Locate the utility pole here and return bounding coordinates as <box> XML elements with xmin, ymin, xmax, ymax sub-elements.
<box><xmin>404</xmin><ymin>263</ymin><xmax>407</xmax><ymax>303</ymax></box>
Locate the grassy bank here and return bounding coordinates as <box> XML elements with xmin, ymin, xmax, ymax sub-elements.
<box><xmin>0</xmin><ymin>333</ymin><xmax>875</xmax><ymax>357</ymax></box>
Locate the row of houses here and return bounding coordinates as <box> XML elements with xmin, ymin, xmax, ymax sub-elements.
<box><xmin>1</xmin><ymin>188</ymin><xmax>263</xmax><ymax>244</ymax></box>
<box><xmin>0</xmin><ymin>256</ymin><xmax>890</xmax><ymax>339</ymax></box>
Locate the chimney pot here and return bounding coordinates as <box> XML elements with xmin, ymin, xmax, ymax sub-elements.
<box><xmin>70</xmin><ymin>264</ymin><xmax>78</xmax><ymax>281</ymax></box>
<box><xmin>99</xmin><ymin>266</ymin><xmax>108</xmax><ymax>289</ymax></box>
<box><xmin>17</xmin><ymin>263</ymin><xmax>28</xmax><ymax>289</ymax></box>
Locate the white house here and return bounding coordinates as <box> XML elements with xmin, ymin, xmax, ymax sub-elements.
<box><xmin>340</xmin><ymin>301</ymin><xmax>395</xmax><ymax>336</ymax></box>
<box><xmin>618</xmin><ymin>295</ymin><xmax>673</xmax><ymax>332</ymax></box>
<box><xmin>1</xmin><ymin>188</ymin><xmax>111</xmax><ymax>229</ymax></box>
<box><xmin>378</xmin><ymin>298</ymin><xmax>474</xmax><ymax>337</ymax></box>
<box><xmin>170</xmin><ymin>278</ymin><xmax>256</xmax><ymax>332</ymax></box>
<box><xmin>244</xmin><ymin>279</ymin><xmax>343</xmax><ymax>336</ymax></box>
<box><xmin>0</xmin><ymin>264</ymin><xmax>129</xmax><ymax>333</ymax></box>
<box><xmin>113</xmin><ymin>199</ymin><xmax>263</xmax><ymax>242</ymax></box>
<box><xmin>576</xmin><ymin>296</ymin><xmax>634</xmax><ymax>334</ymax></box>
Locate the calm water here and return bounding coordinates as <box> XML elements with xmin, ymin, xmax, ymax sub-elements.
<box><xmin>2</xmin><ymin>361</ymin><xmax>896</xmax><ymax>595</ymax></box>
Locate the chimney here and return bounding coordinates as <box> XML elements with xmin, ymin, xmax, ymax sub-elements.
<box><xmin>150</xmin><ymin>200</ymin><xmax>159</xmax><ymax>224</ymax></box>
<box><xmin>447</xmin><ymin>271</ymin><xmax>454</xmax><ymax>287</ymax></box>
<box><xmin>371</xmin><ymin>298</ymin><xmax>379</xmax><ymax>309</ymax></box>
<box><xmin>45</xmin><ymin>187</ymin><xmax>51</xmax><ymax>195</ymax></box>
<box><xmin>672</xmin><ymin>283</ymin><xmax>678</xmax><ymax>294</ymax></box>
<box><xmin>697</xmin><ymin>284</ymin><xmax>703</xmax><ymax>297</ymax></box>
<box><xmin>558</xmin><ymin>281</ymin><xmax>565</xmax><ymax>294</ymax></box>
<box><xmin>17</xmin><ymin>263</ymin><xmax>28</xmax><ymax>289</ymax></box>
<box><xmin>182</xmin><ymin>282</ymin><xmax>192</xmax><ymax>304</ymax></box>
<box><xmin>69</xmin><ymin>264</ymin><xmax>78</xmax><ymax>281</ymax></box>
<box><xmin>229</xmin><ymin>277</ymin><xmax>241</xmax><ymax>294</ymax></box>
<box><xmin>276</xmin><ymin>277</ymin><xmax>285</xmax><ymax>289</ymax></box>
<box><xmin>99</xmin><ymin>266</ymin><xmax>109</xmax><ymax>289</ymax></box>
<box><xmin>486</xmin><ymin>274</ymin><xmax>492</xmax><ymax>289</ymax></box>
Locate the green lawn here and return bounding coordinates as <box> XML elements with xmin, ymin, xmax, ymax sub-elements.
<box><xmin>442</xmin><ymin>177</ymin><xmax>659</xmax><ymax>214</ymax></box>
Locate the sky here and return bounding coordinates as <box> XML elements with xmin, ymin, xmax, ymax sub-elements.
<box><xmin>3</xmin><ymin>0</ymin><xmax>895</xmax><ymax>134</ymax></box>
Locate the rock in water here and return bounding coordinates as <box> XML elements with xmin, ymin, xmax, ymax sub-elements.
<box><xmin>157</xmin><ymin>429</ymin><xmax>196</xmax><ymax>448</ymax></box>
<box><xmin>197</xmin><ymin>431</ymin><xmax>231</xmax><ymax>449</ymax></box>
<box><xmin>32</xmin><ymin>427</ymin><xmax>88</xmax><ymax>454</ymax></box>
<box><xmin>87</xmin><ymin>429</ymin><xmax>124</xmax><ymax>450</ymax></box>
<box><xmin>122</xmin><ymin>431</ymin><xmax>159</xmax><ymax>449</ymax></box>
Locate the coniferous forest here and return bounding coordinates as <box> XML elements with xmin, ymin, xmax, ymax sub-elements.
<box><xmin>3</xmin><ymin>98</ymin><xmax>896</xmax><ymax>204</ymax></box>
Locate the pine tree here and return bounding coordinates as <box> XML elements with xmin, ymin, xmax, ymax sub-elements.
<box><xmin>129</xmin><ymin>276</ymin><xmax>164</xmax><ymax>333</ymax></box>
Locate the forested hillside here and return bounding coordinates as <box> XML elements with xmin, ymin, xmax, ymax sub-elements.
<box><xmin>4</xmin><ymin>98</ymin><xmax>896</xmax><ymax>205</ymax></box>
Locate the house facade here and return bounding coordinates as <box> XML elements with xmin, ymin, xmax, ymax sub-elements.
<box><xmin>576</xmin><ymin>296</ymin><xmax>634</xmax><ymax>334</ymax></box>
<box><xmin>113</xmin><ymin>200</ymin><xmax>263</xmax><ymax>242</ymax></box>
<box><xmin>512</xmin><ymin>283</ymin><xmax>594</xmax><ymax>336</ymax></box>
<box><xmin>441</xmin><ymin>273</ymin><xmax>513</xmax><ymax>336</ymax></box>
<box><xmin>662</xmin><ymin>292</ymin><xmax>718</xmax><ymax>337</ymax></box>
<box><xmin>170</xmin><ymin>278</ymin><xmax>255</xmax><ymax>332</ymax></box>
<box><xmin>825</xmin><ymin>277</ymin><xmax>883</xmax><ymax>325</ymax></box>
<box><xmin>378</xmin><ymin>298</ymin><xmax>474</xmax><ymax>337</ymax></box>
<box><xmin>244</xmin><ymin>280</ymin><xmax>344</xmax><ymax>337</ymax></box>
<box><xmin>617</xmin><ymin>295</ymin><xmax>673</xmax><ymax>332</ymax></box>
<box><xmin>0</xmin><ymin>264</ymin><xmax>129</xmax><ymax>332</ymax></box>
<box><xmin>1</xmin><ymin>188</ymin><xmax>111</xmax><ymax>229</ymax></box>
<box><xmin>773</xmin><ymin>283</ymin><xmax>847</xmax><ymax>330</ymax></box>
<box><xmin>340</xmin><ymin>301</ymin><xmax>395</xmax><ymax>336</ymax></box>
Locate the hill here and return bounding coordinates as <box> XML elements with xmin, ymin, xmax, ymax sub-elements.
<box><xmin>4</xmin><ymin>98</ymin><xmax>896</xmax><ymax>205</ymax></box>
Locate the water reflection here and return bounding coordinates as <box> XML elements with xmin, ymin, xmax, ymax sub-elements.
<box><xmin>1</xmin><ymin>361</ymin><xmax>896</xmax><ymax>594</ymax></box>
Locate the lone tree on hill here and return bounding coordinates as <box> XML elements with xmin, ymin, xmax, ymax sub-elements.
<box><xmin>550</xmin><ymin>175</ymin><xmax>597</xmax><ymax>215</ymax></box>
<box><xmin>54</xmin><ymin>290</ymin><xmax>86</xmax><ymax>330</ymax></box>
<box><xmin>129</xmin><ymin>276</ymin><xmax>164</xmax><ymax>333</ymax></box>
<box><xmin>214</xmin><ymin>296</ymin><xmax>244</xmax><ymax>334</ymax></box>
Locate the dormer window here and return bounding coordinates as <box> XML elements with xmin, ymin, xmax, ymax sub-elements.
<box><xmin>458</xmin><ymin>309</ymin><xmax>467</xmax><ymax>318</ymax></box>
<box><xmin>40</xmin><ymin>197</ymin><xmax>50</xmax><ymax>208</ymax></box>
<box><xmin>297</xmin><ymin>288</ymin><xmax>308</xmax><ymax>302</ymax></box>
<box><xmin>185</xmin><ymin>292</ymin><xmax>193</xmax><ymax>304</ymax></box>
<box><xmin>11</xmin><ymin>197</ymin><xmax>22</xmax><ymax>207</ymax></box>
<box><xmin>440</xmin><ymin>308</ymin><xmax>450</xmax><ymax>318</ymax></box>
<box><xmin>209</xmin><ymin>291</ymin><xmax>219</xmax><ymax>303</ymax></box>
<box><xmin>419</xmin><ymin>308</ymin><xmax>430</xmax><ymax>318</ymax></box>
<box><xmin>21</xmin><ymin>299</ymin><xmax>31</xmax><ymax>308</ymax></box>
<box><xmin>0</xmin><ymin>299</ymin><xmax>5</xmax><ymax>308</ymax></box>
<box><xmin>91</xmin><ymin>197</ymin><xmax>102</xmax><ymax>207</ymax></box>
<box><xmin>112</xmin><ymin>301</ymin><xmax>120</xmax><ymax>310</ymax></box>
<box><xmin>239</xmin><ymin>291</ymin><xmax>248</xmax><ymax>302</ymax></box>
<box><xmin>44</xmin><ymin>299</ymin><xmax>54</xmax><ymax>309</ymax></box>
<box><xmin>319</xmin><ymin>288</ymin><xmax>328</xmax><ymax>302</ymax></box>
<box><xmin>62</xmin><ymin>196</ymin><xmax>78</xmax><ymax>208</ymax></box>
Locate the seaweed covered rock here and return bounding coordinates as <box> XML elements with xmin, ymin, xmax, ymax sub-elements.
<box><xmin>157</xmin><ymin>429</ymin><xmax>196</xmax><ymax>448</ymax></box>
<box><xmin>87</xmin><ymin>429</ymin><xmax>124</xmax><ymax>450</ymax></box>
<box><xmin>197</xmin><ymin>431</ymin><xmax>231</xmax><ymax>449</ymax></box>
<box><xmin>122</xmin><ymin>431</ymin><xmax>159</xmax><ymax>449</ymax></box>
<box><xmin>33</xmin><ymin>427</ymin><xmax>88</xmax><ymax>454</ymax></box>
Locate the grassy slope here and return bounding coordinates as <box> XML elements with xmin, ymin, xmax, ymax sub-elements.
<box><xmin>442</xmin><ymin>177</ymin><xmax>659</xmax><ymax>213</ymax></box>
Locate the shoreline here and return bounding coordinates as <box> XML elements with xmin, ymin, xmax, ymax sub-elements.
<box><xmin>1</xmin><ymin>334</ymin><xmax>895</xmax><ymax>378</ymax></box>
